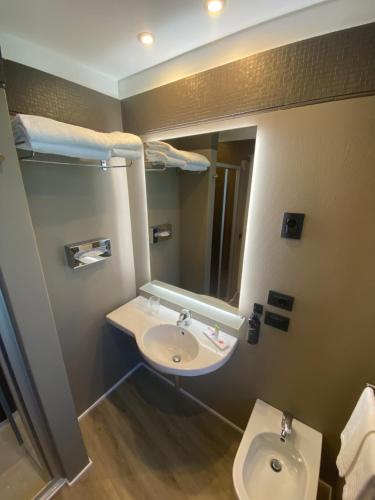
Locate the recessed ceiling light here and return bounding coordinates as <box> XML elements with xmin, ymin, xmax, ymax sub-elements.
<box><xmin>137</xmin><ymin>32</ymin><xmax>154</xmax><ymax>46</ymax></box>
<box><xmin>205</xmin><ymin>0</ymin><xmax>225</xmax><ymax>14</ymax></box>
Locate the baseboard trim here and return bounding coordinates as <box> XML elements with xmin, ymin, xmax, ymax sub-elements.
<box><xmin>77</xmin><ymin>360</ymin><xmax>243</xmax><ymax>440</ymax></box>
<box><xmin>179</xmin><ymin>387</ymin><xmax>244</xmax><ymax>434</ymax></box>
<box><xmin>67</xmin><ymin>458</ymin><xmax>93</xmax><ymax>486</ymax></box>
<box><xmin>36</xmin><ymin>456</ymin><xmax>93</xmax><ymax>497</ymax></box>
<box><xmin>78</xmin><ymin>362</ymin><xmax>143</xmax><ymax>421</ymax></box>
<box><xmin>140</xmin><ymin>363</ymin><xmax>244</xmax><ymax>434</ymax></box>
<box><xmin>33</xmin><ymin>478</ymin><xmax>67</xmax><ymax>500</ymax></box>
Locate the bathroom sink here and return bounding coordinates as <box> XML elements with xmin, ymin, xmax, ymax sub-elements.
<box><xmin>138</xmin><ymin>320</ymin><xmax>237</xmax><ymax>376</ymax></box>
<box><xmin>106</xmin><ymin>296</ymin><xmax>238</xmax><ymax>377</ymax></box>
<box><xmin>142</xmin><ymin>324</ymin><xmax>199</xmax><ymax>365</ymax></box>
<box><xmin>233</xmin><ymin>400</ymin><xmax>322</xmax><ymax>500</ymax></box>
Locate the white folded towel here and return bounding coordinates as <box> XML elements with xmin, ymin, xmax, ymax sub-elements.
<box><xmin>145</xmin><ymin>149</ymin><xmax>187</xmax><ymax>168</ymax></box>
<box><xmin>108</xmin><ymin>131</ymin><xmax>142</xmax><ymax>150</ymax></box>
<box><xmin>173</xmin><ymin>150</ymin><xmax>210</xmax><ymax>168</ymax></box>
<box><xmin>108</xmin><ymin>132</ymin><xmax>142</xmax><ymax>159</ymax></box>
<box><xmin>343</xmin><ymin>433</ymin><xmax>375</xmax><ymax>500</ymax></box>
<box><xmin>13</xmin><ymin>114</ymin><xmax>110</xmax><ymax>159</ymax></box>
<box><xmin>23</xmin><ymin>142</ymin><xmax>109</xmax><ymax>161</ymax></box>
<box><xmin>179</xmin><ymin>162</ymin><xmax>209</xmax><ymax>172</ymax></box>
<box><xmin>145</xmin><ymin>141</ymin><xmax>210</xmax><ymax>171</ymax></box>
<box><xmin>111</xmin><ymin>149</ymin><xmax>143</xmax><ymax>161</ymax></box>
<box><xmin>12</xmin><ymin>114</ymin><xmax>142</xmax><ymax>161</ymax></box>
<box><xmin>145</xmin><ymin>140</ymin><xmax>172</xmax><ymax>153</ymax></box>
<box><xmin>337</xmin><ymin>388</ymin><xmax>375</xmax><ymax>477</ymax></box>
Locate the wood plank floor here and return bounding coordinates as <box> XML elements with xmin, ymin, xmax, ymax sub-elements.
<box><xmin>0</xmin><ymin>414</ymin><xmax>46</xmax><ymax>500</ymax></box>
<box><xmin>55</xmin><ymin>366</ymin><xmax>241</xmax><ymax>500</ymax></box>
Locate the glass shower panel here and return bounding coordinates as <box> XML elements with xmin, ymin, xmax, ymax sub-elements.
<box><xmin>0</xmin><ymin>290</ymin><xmax>51</xmax><ymax>500</ymax></box>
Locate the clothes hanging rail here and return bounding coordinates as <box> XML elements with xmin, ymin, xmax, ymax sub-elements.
<box><xmin>16</xmin><ymin>148</ymin><xmax>132</xmax><ymax>172</ymax></box>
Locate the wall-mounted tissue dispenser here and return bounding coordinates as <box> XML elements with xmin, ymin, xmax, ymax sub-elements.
<box><xmin>149</xmin><ymin>224</ymin><xmax>172</xmax><ymax>245</ymax></box>
<box><xmin>65</xmin><ymin>238</ymin><xmax>111</xmax><ymax>269</ymax></box>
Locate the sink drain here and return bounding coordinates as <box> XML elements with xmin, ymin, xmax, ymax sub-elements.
<box><xmin>172</xmin><ymin>354</ymin><xmax>181</xmax><ymax>363</ymax></box>
<box><xmin>270</xmin><ymin>458</ymin><xmax>282</xmax><ymax>473</ymax></box>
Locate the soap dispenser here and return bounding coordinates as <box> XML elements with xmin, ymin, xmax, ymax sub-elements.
<box><xmin>247</xmin><ymin>303</ymin><xmax>263</xmax><ymax>345</ymax></box>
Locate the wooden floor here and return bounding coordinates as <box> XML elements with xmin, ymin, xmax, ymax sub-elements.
<box><xmin>0</xmin><ymin>413</ymin><xmax>47</xmax><ymax>500</ymax></box>
<box><xmin>56</xmin><ymin>367</ymin><xmax>241</xmax><ymax>500</ymax></box>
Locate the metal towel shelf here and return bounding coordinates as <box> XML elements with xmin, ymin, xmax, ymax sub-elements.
<box><xmin>145</xmin><ymin>161</ymin><xmax>168</xmax><ymax>172</ymax></box>
<box><xmin>16</xmin><ymin>149</ymin><xmax>133</xmax><ymax>171</ymax></box>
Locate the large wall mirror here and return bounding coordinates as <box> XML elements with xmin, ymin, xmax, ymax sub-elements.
<box><xmin>145</xmin><ymin>126</ymin><xmax>257</xmax><ymax>307</ymax></box>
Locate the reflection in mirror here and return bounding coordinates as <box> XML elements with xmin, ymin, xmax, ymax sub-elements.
<box><xmin>145</xmin><ymin>126</ymin><xmax>257</xmax><ymax>307</ymax></box>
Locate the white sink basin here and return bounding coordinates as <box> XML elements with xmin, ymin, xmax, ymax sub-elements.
<box><xmin>233</xmin><ymin>400</ymin><xmax>322</xmax><ymax>500</ymax></box>
<box><xmin>106</xmin><ymin>297</ymin><xmax>238</xmax><ymax>377</ymax></box>
<box><xmin>142</xmin><ymin>324</ymin><xmax>199</xmax><ymax>365</ymax></box>
<box><xmin>244</xmin><ymin>432</ymin><xmax>307</xmax><ymax>499</ymax></box>
<box><xmin>138</xmin><ymin>320</ymin><xmax>237</xmax><ymax>376</ymax></box>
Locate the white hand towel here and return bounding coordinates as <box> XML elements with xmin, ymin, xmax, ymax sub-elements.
<box><xmin>145</xmin><ymin>149</ymin><xmax>187</xmax><ymax>168</ymax></box>
<box><xmin>337</xmin><ymin>388</ymin><xmax>375</xmax><ymax>477</ymax></box>
<box><xmin>343</xmin><ymin>433</ymin><xmax>375</xmax><ymax>500</ymax></box>
<box><xmin>173</xmin><ymin>149</ymin><xmax>210</xmax><ymax>168</ymax></box>
<box><xmin>180</xmin><ymin>162</ymin><xmax>208</xmax><ymax>172</ymax></box>
<box><xmin>145</xmin><ymin>141</ymin><xmax>210</xmax><ymax>169</ymax></box>
<box><xmin>145</xmin><ymin>141</ymin><xmax>172</xmax><ymax>153</ymax></box>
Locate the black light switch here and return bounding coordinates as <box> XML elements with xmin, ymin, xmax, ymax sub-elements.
<box><xmin>268</xmin><ymin>290</ymin><xmax>294</xmax><ymax>311</ymax></box>
<box><xmin>281</xmin><ymin>213</ymin><xmax>305</xmax><ymax>239</ymax></box>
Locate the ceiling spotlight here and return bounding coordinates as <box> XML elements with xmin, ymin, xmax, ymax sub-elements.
<box><xmin>205</xmin><ymin>0</ymin><xmax>224</xmax><ymax>14</ymax></box>
<box><xmin>137</xmin><ymin>32</ymin><xmax>154</xmax><ymax>46</ymax></box>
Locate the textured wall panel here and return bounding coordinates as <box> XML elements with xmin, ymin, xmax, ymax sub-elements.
<box><xmin>122</xmin><ymin>23</ymin><xmax>375</xmax><ymax>134</ymax></box>
<box><xmin>4</xmin><ymin>60</ymin><xmax>121</xmax><ymax>132</ymax></box>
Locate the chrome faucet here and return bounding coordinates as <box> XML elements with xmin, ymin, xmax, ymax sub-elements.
<box><xmin>176</xmin><ymin>309</ymin><xmax>192</xmax><ymax>327</ymax></box>
<box><xmin>280</xmin><ymin>411</ymin><xmax>293</xmax><ymax>442</ymax></box>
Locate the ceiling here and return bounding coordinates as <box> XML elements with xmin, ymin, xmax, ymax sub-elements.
<box><xmin>0</xmin><ymin>1</ymin><xmax>327</xmax><ymax>76</ymax></box>
<box><xmin>0</xmin><ymin>0</ymin><xmax>374</xmax><ymax>98</ymax></box>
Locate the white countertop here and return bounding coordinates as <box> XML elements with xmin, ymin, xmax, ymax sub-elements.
<box><xmin>106</xmin><ymin>296</ymin><xmax>238</xmax><ymax>376</ymax></box>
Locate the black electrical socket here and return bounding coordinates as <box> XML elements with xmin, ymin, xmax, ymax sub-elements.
<box><xmin>268</xmin><ymin>291</ymin><xmax>294</xmax><ymax>311</ymax></box>
<box><xmin>281</xmin><ymin>213</ymin><xmax>305</xmax><ymax>240</ymax></box>
<box><xmin>264</xmin><ymin>311</ymin><xmax>290</xmax><ymax>332</ymax></box>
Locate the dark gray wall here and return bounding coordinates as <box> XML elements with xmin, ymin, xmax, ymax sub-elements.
<box><xmin>5</xmin><ymin>61</ymin><xmax>141</xmax><ymax>415</ymax></box>
<box><xmin>0</xmin><ymin>88</ymin><xmax>89</xmax><ymax>480</ymax></box>
<box><xmin>122</xmin><ymin>24</ymin><xmax>375</xmax><ymax>496</ymax></box>
<box><xmin>122</xmin><ymin>23</ymin><xmax>375</xmax><ymax>134</ymax></box>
